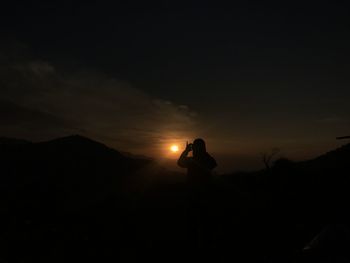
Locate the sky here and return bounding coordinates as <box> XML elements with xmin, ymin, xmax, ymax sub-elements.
<box><xmin>1</xmin><ymin>1</ymin><xmax>350</xmax><ymax>172</ymax></box>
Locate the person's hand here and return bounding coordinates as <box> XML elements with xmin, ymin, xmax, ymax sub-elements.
<box><xmin>185</xmin><ymin>141</ymin><xmax>193</xmax><ymax>152</ymax></box>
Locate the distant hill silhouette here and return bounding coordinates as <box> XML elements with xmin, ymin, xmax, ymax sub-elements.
<box><xmin>272</xmin><ymin>143</ymin><xmax>350</xmax><ymax>221</ymax></box>
<box><xmin>212</xmin><ymin>143</ymin><xmax>350</xmax><ymax>261</ymax></box>
<box><xmin>0</xmin><ymin>137</ymin><xmax>32</xmax><ymax>145</ymax></box>
<box><xmin>0</xmin><ymin>135</ymin><xmax>154</xmax><ymax>215</ymax></box>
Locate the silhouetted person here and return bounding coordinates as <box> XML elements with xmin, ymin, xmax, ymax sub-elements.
<box><xmin>177</xmin><ymin>138</ymin><xmax>217</xmax><ymax>248</ymax></box>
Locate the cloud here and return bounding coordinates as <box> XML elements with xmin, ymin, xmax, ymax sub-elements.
<box><xmin>317</xmin><ymin>116</ymin><xmax>349</xmax><ymax>124</ymax></box>
<box><xmin>0</xmin><ymin>52</ymin><xmax>197</xmax><ymax>154</ymax></box>
<box><xmin>0</xmin><ymin>99</ymin><xmax>72</xmax><ymax>141</ymax></box>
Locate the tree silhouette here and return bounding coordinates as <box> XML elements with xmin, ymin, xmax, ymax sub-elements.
<box><xmin>261</xmin><ymin>148</ymin><xmax>280</xmax><ymax>169</ymax></box>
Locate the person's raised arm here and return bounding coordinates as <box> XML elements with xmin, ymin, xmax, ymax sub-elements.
<box><xmin>177</xmin><ymin>141</ymin><xmax>192</xmax><ymax>168</ymax></box>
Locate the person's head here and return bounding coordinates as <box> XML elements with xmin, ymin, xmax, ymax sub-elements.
<box><xmin>192</xmin><ymin>138</ymin><xmax>206</xmax><ymax>157</ymax></box>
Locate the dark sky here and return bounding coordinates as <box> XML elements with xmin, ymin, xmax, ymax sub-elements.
<box><xmin>1</xmin><ymin>1</ymin><xmax>350</xmax><ymax>171</ymax></box>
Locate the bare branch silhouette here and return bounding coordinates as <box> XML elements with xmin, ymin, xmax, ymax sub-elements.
<box><xmin>261</xmin><ymin>148</ymin><xmax>280</xmax><ymax>169</ymax></box>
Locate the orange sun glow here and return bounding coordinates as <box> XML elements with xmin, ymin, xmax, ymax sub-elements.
<box><xmin>170</xmin><ymin>145</ymin><xmax>179</xmax><ymax>152</ymax></box>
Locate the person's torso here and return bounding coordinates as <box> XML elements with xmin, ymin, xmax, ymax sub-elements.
<box><xmin>186</xmin><ymin>157</ymin><xmax>212</xmax><ymax>186</ymax></box>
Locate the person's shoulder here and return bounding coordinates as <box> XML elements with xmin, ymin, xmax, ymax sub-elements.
<box><xmin>205</xmin><ymin>153</ymin><xmax>215</xmax><ymax>160</ymax></box>
<box><xmin>206</xmin><ymin>153</ymin><xmax>217</xmax><ymax>167</ymax></box>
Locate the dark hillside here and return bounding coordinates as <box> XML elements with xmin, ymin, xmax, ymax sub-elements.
<box><xmin>1</xmin><ymin>136</ymin><xmax>350</xmax><ymax>262</ymax></box>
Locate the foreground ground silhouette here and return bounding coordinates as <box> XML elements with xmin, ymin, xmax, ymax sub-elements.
<box><xmin>1</xmin><ymin>135</ymin><xmax>350</xmax><ymax>262</ymax></box>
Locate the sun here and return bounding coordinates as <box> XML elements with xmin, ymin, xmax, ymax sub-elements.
<box><xmin>170</xmin><ymin>145</ymin><xmax>179</xmax><ymax>152</ymax></box>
